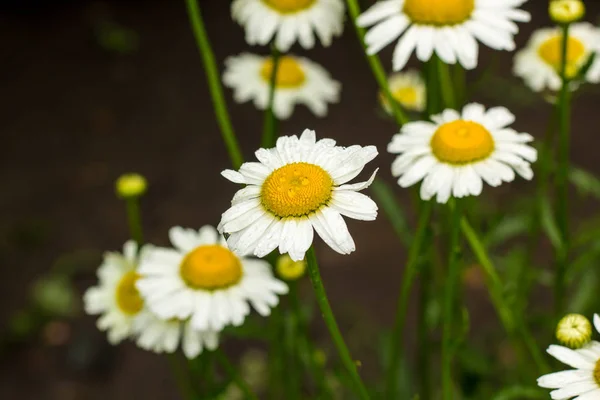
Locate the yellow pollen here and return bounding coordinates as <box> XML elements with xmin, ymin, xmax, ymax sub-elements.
<box><xmin>430</xmin><ymin>120</ymin><xmax>495</xmax><ymax>164</ymax></box>
<box><xmin>180</xmin><ymin>245</ymin><xmax>243</xmax><ymax>290</ymax></box>
<box><xmin>538</xmin><ymin>35</ymin><xmax>586</xmax><ymax>74</ymax></box>
<box><xmin>260</xmin><ymin>56</ymin><xmax>306</xmax><ymax>88</ymax></box>
<box><xmin>403</xmin><ymin>0</ymin><xmax>475</xmax><ymax>25</ymax></box>
<box><xmin>261</xmin><ymin>162</ymin><xmax>333</xmax><ymax>218</ymax></box>
<box><xmin>595</xmin><ymin>358</ymin><xmax>600</xmax><ymax>386</ymax></box>
<box><xmin>115</xmin><ymin>271</ymin><xmax>144</xmax><ymax>315</ymax></box>
<box><xmin>262</xmin><ymin>0</ymin><xmax>315</xmax><ymax>13</ymax></box>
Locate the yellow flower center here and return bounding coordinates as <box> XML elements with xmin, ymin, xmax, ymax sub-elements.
<box><xmin>556</xmin><ymin>313</ymin><xmax>592</xmax><ymax>349</ymax></box>
<box><xmin>595</xmin><ymin>358</ymin><xmax>600</xmax><ymax>386</ymax></box>
<box><xmin>115</xmin><ymin>271</ymin><xmax>144</xmax><ymax>315</ymax></box>
<box><xmin>260</xmin><ymin>56</ymin><xmax>306</xmax><ymax>88</ymax></box>
<box><xmin>430</xmin><ymin>120</ymin><xmax>495</xmax><ymax>164</ymax></box>
<box><xmin>180</xmin><ymin>245</ymin><xmax>243</xmax><ymax>290</ymax></box>
<box><xmin>261</xmin><ymin>162</ymin><xmax>333</xmax><ymax>218</ymax></box>
<box><xmin>403</xmin><ymin>0</ymin><xmax>475</xmax><ymax>25</ymax></box>
<box><xmin>262</xmin><ymin>0</ymin><xmax>315</xmax><ymax>13</ymax></box>
<box><xmin>538</xmin><ymin>35</ymin><xmax>586</xmax><ymax>75</ymax></box>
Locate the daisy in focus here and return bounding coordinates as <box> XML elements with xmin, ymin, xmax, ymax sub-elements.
<box><xmin>223</xmin><ymin>53</ymin><xmax>340</xmax><ymax>119</ymax></box>
<box><xmin>218</xmin><ymin>129</ymin><xmax>379</xmax><ymax>261</ymax></box>
<box><xmin>388</xmin><ymin>103</ymin><xmax>537</xmax><ymax>203</ymax></box>
<box><xmin>356</xmin><ymin>0</ymin><xmax>531</xmax><ymax>71</ymax></box>
<box><xmin>231</xmin><ymin>0</ymin><xmax>345</xmax><ymax>51</ymax></box>
<box><xmin>538</xmin><ymin>314</ymin><xmax>600</xmax><ymax>399</ymax></box>
<box><xmin>514</xmin><ymin>23</ymin><xmax>600</xmax><ymax>92</ymax></box>
<box><xmin>380</xmin><ymin>70</ymin><xmax>426</xmax><ymax>114</ymax></box>
<box><xmin>136</xmin><ymin>226</ymin><xmax>288</xmax><ymax>332</ymax></box>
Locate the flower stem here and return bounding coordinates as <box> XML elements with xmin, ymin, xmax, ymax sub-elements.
<box><xmin>215</xmin><ymin>349</ymin><xmax>260</xmax><ymax>400</ymax></box>
<box><xmin>417</xmin><ymin>253</ymin><xmax>432</xmax><ymax>400</ymax></box>
<box><xmin>385</xmin><ymin>201</ymin><xmax>433</xmax><ymax>398</ymax></box>
<box><xmin>184</xmin><ymin>0</ymin><xmax>244</xmax><ymax>169</ymax></box>
<box><xmin>305</xmin><ymin>247</ymin><xmax>370</xmax><ymax>400</ymax></box>
<box><xmin>436</xmin><ymin>56</ymin><xmax>456</xmax><ymax>110</ymax></box>
<box><xmin>125</xmin><ymin>197</ymin><xmax>144</xmax><ymax>245</ymax></box>
<box><xmin>167</xmin><ymin>354</ymin><xmax>199</xmax><ymax>400</ymax></box>
<box><xmin>442</xmin><ymin>199</ymin><xmax>462</xmax><ymax>400</ymax></box>
<box><xmin>261</xmin><ymin>45</ymin><xmax>281</xmax><ymax>148</ymax></box>
<box><xmin>344</xmin><ymin>0</ymin><xmax>409</xmax><ymax>126</ymax></box>
<box><xmin>555</xmin><ymin>23</ymin><xmax>572</xmax><ymax>317</ymax></box>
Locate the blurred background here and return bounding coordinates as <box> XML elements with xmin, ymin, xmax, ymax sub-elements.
<box><xmin>2</xmin><ymin>0</ymin><xmax>600</xmax><ymax>398</ymax></box>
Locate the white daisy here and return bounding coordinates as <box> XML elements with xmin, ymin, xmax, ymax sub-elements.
<box><xmin>538</xmin><ymin>314</ymin><xmax>600</xmax><ymax>399</ymax></box>
<box><xmin>388</xmin><ymin>103</ymin><xmax>537</xmax><ymax>204</ymax></box>
<box><xmin>223</xmin><ymin>53</ymin><xmax>340</xmax><ymax>119</ymax></box>
<box><xmin>356</xmin><ymin>0</ymin><xmax>531</xmax><ymax>71</ymax></box>
<box><xmin>380</xmin><ymin>69</ymin><xmax>426</xmax><ymax>114</ymax></box>
<box><xmin>132</xmin><ymin>313</ymin><xmax>219</xmax><ymax>359</ymax></box>
<box><xmin>231</xmin><ymin>0</ymin><xmax>345</xmax><ymax>51</ymax></box>
<box><xmin>136</xmin><ymin>225</ymin><xmax>288</xmax><ymax>332</ymax></box>
<box><xmin>218</xmin><ymin>129</ymin><xmax>379</xmax><ymax>262</ymax></box>
<box><xmin>514</xmin><ymin>23</ymin><xmax>600</xmax><ymax>92</ymax></box>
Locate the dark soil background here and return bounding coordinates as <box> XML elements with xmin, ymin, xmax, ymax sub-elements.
<box><xmin>1</xmin><ymin>0</ymin><xmax>600</xmax><ymax>398</ymax></box>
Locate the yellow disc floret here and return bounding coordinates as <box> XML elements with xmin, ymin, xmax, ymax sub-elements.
<box><xmin>276</xmin><ymin>254</ymin><xmax>307</xmax><ymax>280</ymax></box>
<box><xmin>556</xmin><ymin>313</ymin><xmax>592</xmax><ymax>349</ymax></box>
<box><xmin>403</xmin><ymin>0</ymin><xmax>475</xmax><ymax>26</ymax></box>
<box><xmin>430</xmin><ymin>120</ymin><xmax>495</xmax><ymax>164</ymax></box>
<box><xmin>115</xmin><ymin>271</ymin><xmax>144</xmax><ymax>315</ymax></box>
<box><xmin>595</xmin><ymin>358</ymin><xmax>600</xmax><ymax>386</ymax></box>
<box><xmin>538</xmin><ymin>35</ymin><xmax>586</xmax><ymax>76</ymax></box>
<box><xmin>549</xmin><ymin>0</ymin><xmax>585</xmax><ymax>24</ymax></box>
<box><xmin>262</xmin><ymin>0</ymin><xmax>315</xmax><ymax>14</ymax></box>
<box><xmin>115</xmin><ymin>173</ymin><xmax>147</xmax><ymax>198</ymax></box>
<box><xmin>261</xmin><ymin>162</ymin><xmax>333</xmax><ymax>218</ymax></box>
<box><xmin>260</xmin><ymin>56</ymin><xmax>306</xmax><ymax>88</ymax></box>
<box><xmin>180</xmin><ymin>245</ymin><xmax>243</xmax><ymax>290</ymax></box>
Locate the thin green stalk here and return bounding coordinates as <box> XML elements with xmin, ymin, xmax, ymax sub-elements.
<box><xmin>215</xmin><ymin>349</ymin><xmax>260</xmax><ymax>400</ymax></box>
<box><xmin>305</xmin><ymin>247</ymin><xmax>370</xmax><ymax>400</ymax></box>
<box><xmin>417</xmin><ymin>234</ymin><xmax>433</xmax><ymax>400</ymax></box>
<box><xmin>442</xmin><ymin>200</ymin><xmax>462</xmax><ymax>400</ymax></box>
<box><xmin>184</xmin><ymin>0</ymin><xmax>244</xmax><ymax>169</ymax></box>
<box><xmin>125</xmin><ymin>197</ymin><xmax>144</xmax><ymax>245</ymax></box>
<box><xmin>167</xmin><ymin>354</ymin><xmax>199</xmax><ymax>400</ymax></box>
<box><xmin>555</xmin><ymin>23</ymin><xmax>572</xmax><ymax>316</ymax></box>
<box><xmin>284</xmin><ymin>283</ymin><xmax>301</xmax><ymax>400</ymax></box>
<box><xmin>385</xmin><ymin>201</ymin><xmax>433</xmax><ymax>399</ymax></box>
<box><xmin>436</xmin><ymin>56</ymin><xmax>456</xmax><ymax>110</ymax></box>
<box><xmin>461</xmin><ymin>217</ymin><xmax>550</xmax><ymax>374</ymax></box>
<box><xmin>262</xmin><ymin>45</ymin><xmax>280</xmax><ymax>148</ymax></box>
<box><xmin>344</xmin><ymin>0</ymin><xmax>409</xmax><ymax>126</ymax></box>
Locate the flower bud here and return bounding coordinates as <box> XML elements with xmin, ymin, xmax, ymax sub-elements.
<box><xmin>549</xmin><ymin>0</ymin><xmax>585</xmax><ymax>24</ymax></box>
<box><xmin>276</xmin><ymin>254</ymin><xmax>306</xmax><ymax>281</ymax></box>
<box><xmin>115</xmin><ymin>173</ymin><xmax>147</xmax><ymax>198</ymax></box>
<box><xmin>556</xmin><ymin>313</ymin><xmax>592</xmax><ymax>349</ymax></box>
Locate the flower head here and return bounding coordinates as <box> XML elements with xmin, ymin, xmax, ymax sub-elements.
<box><xmin>116</xmin><ymin>173</ymin><xmax>147</xmax><ymax>198</ymax></box>
<box><xmin>550</xmin><ymin>0</ymin><xmax>585</xmax><ymax>24</ymax></box>
<box><xmin>514</xmin><ymin>23</ymin><xmax>600</xmax><ymax>92</ymax></box>
<box><xmin>218</xmin><ymin>129</ymin><xmax>379</xmax><ymax>261</ymax></box>
<box><xmin>356</xmin><ymin>0</ymin><xmax>530</xmax><ymax>71</ymax></box>
<box><xmin>223</xmin><ymin>53</ymin><xmax>340</xmax><ymax>119</ymax></box>
<box><xmin>380</xmin><ymin>70</ymin><xmax>426</xmax><ymax>114</ymax></box>
<box><xmin>136</xmin><ymin>226</ymin><xmax>288</xmax><ymax>332</ymax></box>
<box><xmin>231</xmin><ymin>0</ymin><xmax>345</xmax><ymax>51</ymax></box>
<box><xmin>276</xmin><ymin>254</ymin><xmax>307</xmax><ymax>280</ymax></box>
<box><xmin>388</xmin><ymin>103</ymin><xmax>536</xmax><ymax>203</ymax></box>
<box><xmin>557</xmin><ymin>313</ymin><xmax>593</xmax><ymax>349</ymax></box>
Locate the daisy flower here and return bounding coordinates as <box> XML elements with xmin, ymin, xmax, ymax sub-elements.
<box><xmin>388</xmin><ymin>103</ymin><xmax>537</xmax><ymax>204</ymax></box>
<box><xmin>136</xmin><ymin>226</ymin><xmax>288</xmax><ymax>332</ymax></box>
<box><xmin>380</xmin><ymin>70</ymin><xmax>426</xmax><ymax>114</ymax></box>
<box><xmin>538</xmin><ymin>314</ymin><xmax>600</xmax><ymax>399</ymax></box>
<box><xmin>231</xmin><ymin>0</ymin><xmax>345</xmax><ymax>51</ymax></box>
<box><xmin>356</xmin><ymin>0</ymin><xmax>531</xmax><ymax>71</ymax></box>
<box><xmin>218</xmin><ymin>129</ymin><xmax>379</xmax><ymax>261</ymax></box>
<box><xmin>223</xmin><ymin>53</ymin><xmax>340</xmax><ymax>119</ymax></box>
<box><xmin>514</xmin><ymin>23</ymin><xmax>600</xmax><ymax>92</ymax></box>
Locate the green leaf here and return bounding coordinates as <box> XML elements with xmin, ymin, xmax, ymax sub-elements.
<box><xmin>369</xmin><ymin>179</ymin><xmax>412</xmax><ymax>246</ymax></box>
<box><xmin>540</xmin><ymin>197</ymin><xmax>563</xmax><ymax>250</ymax></box>
<box><xmin>569</xmin><ymin>167</ymin><xmax>600</xmax><ymax>198</ymax></box>
<box><xmin>484</xmin><ymin>214</ymin><xmax>530</xmax><ymax>248</ymax></box>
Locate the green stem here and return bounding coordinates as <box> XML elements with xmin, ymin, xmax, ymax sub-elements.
<box><xmin>284</xmin><ymin>283</ymin><xmax>301</xmax><ymax>400</ymax></box>
<box><xmin>442</xmin><ymin>200</ymin><xmax>461</xmax><ymax>400</ymax></box>
<box><xmin>344</xmin><ymin>0</ymin><xmax>409</xmax><ymax>126</ymax></box>
<box><xmin>125</xmin><ymin>197</ymin><xmax>144</xmax><ymax>245</ymax></box>
<box><xmin>461</xmin><ymin>217</ymin><xmax>550</xmax><ymax>373</ymax></box>
<box><xmin>385</xmin><ymin>201</ymin><xmax>433</xmax><ymax>398</ymax></box>
<box><xmin>215</xmin><ymin>349</ymin><xmax>260</xmax><ymax>400</ymax></box>
<box><xmin>262</xmin><ymin>45</ymin><xmax>281</xmax><ymax>148</ymax></box>
<box><xmin>417</xmin><ymin>255</ymin><xmax>432</xmax><ymax>400</ymax></box>
<box><xmin>184</xmin><ymin>0</ymin><xmax>244</xmax><ymax>169</ymax></box>
<box><xmin>436</xmin><ymin>56</ymin><xmax>456</xmax><ymax>110</ymax></box>
<box><xmin>305</xmin><ymin>247</ymin><xmax>370</xmax><ymax>400</ymax></box>
<box><xmin>167</xmin><ymin>354</ymin><xmax>199</xmax><ymax>400</ymax></box>
<box><xmin>555</xmin><ymin>23</ymin><xmax>572</xmax><ymax>317</ymax></box>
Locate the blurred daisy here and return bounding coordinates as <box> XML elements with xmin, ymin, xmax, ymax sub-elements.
<box><xmin>231</xmin><ymin>0</ymin><xmax>345</xmax><ymax>51</ymax></box>
<box><xmin>380</xmin><ymin>70</ymin><xmax>426</xmax><ymax>114</ymax></box>
<box><xmin>218</xmin><ymin>129</ymin><xmax>378</xmax><ymax>261</ymax></box>
<box><xmin>136</xmin><ymin>226</ymin><xmax>288</xmax><ymax>332</ymax></box>
<box><xmin>388</xmin><ymin>103</ymin><xmax>536</xmax><ymax>203</ymax></box>
<box><xmin>357</xmin><ymin>0</ymin><xmax>530</xmax><ymax>71</ymax></box>
<box><xmin>514</xmin><ymin>23</ymin><xmax>600</xmax><ymax>92</ymax></box>
<box><xmin>223</xmin><ymin>53</ymin><xmax>340</xmax><ymax>119</ymax></box>
<box><xmin>538</xmin><ymin>313</ymin><xmax>600</xmax><ymax>399</ymax></box>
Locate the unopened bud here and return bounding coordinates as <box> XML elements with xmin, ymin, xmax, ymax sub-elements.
<box><xmin>549</xmin><ymin>0</ymin><xmax>585</xmax><ymax>24</ymax></box>
<box><xmin>116</xmin><ymin>173</ymin><xmax>147</xmax><ymax>198</ymax></box>
<box><xmin>556</xmin><ymin>313</ymin><xmax>592</xmax><ymax>349</ymax></box>
<box><xmin>276</xmin><ymin>254</ymin><xmax>306</xmax><ymax>281</ymax></box>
